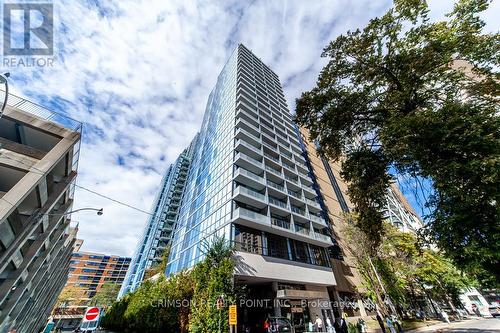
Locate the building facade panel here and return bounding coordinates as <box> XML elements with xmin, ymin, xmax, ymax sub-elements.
<box><xmin>0</xmin><ymin>92</ymin><xmax>82</xmax><ymax>333</ymax></box>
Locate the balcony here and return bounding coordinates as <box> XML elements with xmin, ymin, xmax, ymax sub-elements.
<box><xmin>234</xmin><ymin>186</ymin><xmax>267</xmax><ymax>208</ymax></box>
<box><xmin>314</xmin><ymin>232</ymin><xmax>332</xmax><ymax>244</ymax></box>
<box><xmin>282</xmin><ymin>162</ymin><xmax>296</xmax><ymax>173</ymax></box>
<box><xmin>236</xmin><ymin>116</ymin><xmax>260</xmax><ymax>138</ymax></box>
<box><xmin>310</xmin><ymin>214</ymin><xmax>327</xmax><ymax>227</ymax></box>
<box><xmin>235</xmin><ymin>127</ymin><xmax>261</xmax><ymax>148</ymax></box>
<box><xmin>235</xmin><ymin>139</ymin><xmax>262</xmax><ymax>159</ymax></box>
<box><xmin>264</xmin><ymin>153</ymin><xmax>280</xmax><ymax>164</ymax></box>
<box><xmin>234</xmin><ymin>168</ymin><xmax>265</xmax><ymax>190</ymax></box>
<box><xmin>287</xmin><ymin>190</ymin><xmax>302</xmax><ymax>200</ymax></box>
<box><xmin>235</xmin><ymin>152</ymin><xmax>262</xmax><ymax>174</ymax></box>
<box><xmin>271</xmin><ymin>218</ymin><xmax>290</xmax><ymax>230</ymax></box>
<box><xmin>302</xmin><ymin>184</ymin><xmax>316</xmax><ymax>196</ymax></box>
<box><xmin>305</xmin><ymin>198</ymin><xmax>321</xmax><ymax>209</ymax></box>
<box><xmin>299</xmin><ymin>172</ymin><xmax>313</xmax><ymax>185</ymax></box>
<box><xmin>268</xmin><ymin>197</ymin><xmax>288</xmax><ymax>210</ymax></box>
<box><xmin>267</xmin><ymin>180</ymin><xmax>285</xmax><ymax>193</ymax></box>
<box><xmin>262</xmin><ymin>141</ymin><xmax>278</xmax><ymax>152</ymax></box>
<box><xmin>291</xmin><ymin>205</ymin><xmax>306</xmax><ymax>216</ymax></box>
<box><xmin>233</xmin><ymin>207</ymin><xmax>269</xmax><ymax>227</ymax></box>
<box><xmin>265</xmin><ymin>165</ymin><xmax>282</xmax><ymax>177</ymax></box>
<box><xmin>263</xmin><ymin>157</ymin><xmax>279</xmax><ymax>173</ymax></box>
<box><xmin>294</xmin><ymin>224</ymin><xmax>311</xmax><ymax>236</ymax></box>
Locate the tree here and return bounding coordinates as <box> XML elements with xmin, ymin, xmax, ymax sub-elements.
<box><xmin>189</xmin><ymin>236</ymin><xmax>237</xmax><ymax>333</ymax></box>
<box><xmin>342</xmin><ymin>218</ymin><xmax>473</xmax><ymax>314</ymax></box>
<box><xmin>54</xmin><ymin>285</ymin><xmax>87</xmax><ymax>308</ymax></box>
<box><xmin>91</xmin><ymin>283</ymin><xmax>121</xmax><ymax>308</ymax></box>
<box><xmin>100</xmin><ymin>237</ymin><xmax>235</xmax><ymax>333</ymax></box>
<box><xmin>295</xmin><ymin>0</ymin><xmax>500</xmax><ymax>285</ymax></box>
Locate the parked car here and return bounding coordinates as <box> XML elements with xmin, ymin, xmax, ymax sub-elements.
<box><xmin>264</xmin><ymin>317</ymin><xmax>293</xmax><ymax>333</ymax></box>
<box><xmin>489</xmin><ymin>306</ymin><xmax>500</xmax><ymax>318</ymax></box>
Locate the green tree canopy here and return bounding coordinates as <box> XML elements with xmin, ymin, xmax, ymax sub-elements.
<box><xmin>343</xmin><ymin>219</ymin><xmax>473</xmax><ymax>312</ymax></box>
<box><xmin>295</xmin><ymin>0</ymin><xmax>499</xmax><ymax>285</ymax></box>
<box><xmin>91</xmin><ymin>283</ymin><xmax>121</xmax><ymax>308</ymax></box>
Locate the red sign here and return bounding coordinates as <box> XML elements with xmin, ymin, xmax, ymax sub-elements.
<box><xmin>85</xmin><ymin>307</ymin><xmax>100</xmax><ymax>321</ymax></box>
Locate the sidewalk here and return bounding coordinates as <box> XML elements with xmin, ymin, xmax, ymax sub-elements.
<box><xmin>405</xmin><ymin>317</ymin><xmax>485</xmax><ymax>332</ymax></box>
<box><xmin>366</xmin><ymin>318</ymin><xmax>479</xmax><ymax>333</ymax></box>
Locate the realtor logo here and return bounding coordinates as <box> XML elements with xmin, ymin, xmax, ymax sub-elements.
<box><xmin>3</xmin><ymin>2</ymin><xmax>53</xmax><ymax>56</ymax></box>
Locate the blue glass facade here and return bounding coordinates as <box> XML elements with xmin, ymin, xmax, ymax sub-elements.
<box><xmin>166</xmin><ymin>48</ymin><xmax>237</xmax><ymax>274</ymax></box>
<box><xmin>119</xmin><ymin>137</ymin><xmax>197</xmax><ymax>297</ymax></box>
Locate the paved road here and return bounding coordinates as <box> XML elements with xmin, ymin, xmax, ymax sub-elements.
<box><xmin>409</xmin><ymin>318</ymin><xmax>500</xmax><ymax>333</ymax></box>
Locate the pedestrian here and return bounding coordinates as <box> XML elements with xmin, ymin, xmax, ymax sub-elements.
<box><xmin>357</xmin><ymin>317</ymin><xmax>367</xmax><ymax>333</ymax></box>
<box><xmin>385</xmin><ymin>316</ymin><xmax>397</xmax><ymax>333</ymax></box>
<box><xmin>376</xmin><ymin>310</ymin><xmax>387</xmax><ymax>333</ymax></box>
<box><xmin>441</xmin><ymin>311</ymin><xmax>450</xmax><ymax>324</ymax></box>
<box><xmin>391</xmin><ymin>315</ymin><xmax>404</xmax><ymax>333</ymax></box>
<box><xmin>315</xmin><ymin>315</ymin><xmax>324</xmax><ymax>332</ymax></box>
<box><xmin>326</xmin><ymin>317</ymin><xmax>336</xmax><ymax>333</ymax></box>
<box><xmin>309</xmin><ymin>321</ymin><xmax>314</xmax><ymax>332</ymax></box>
<box><xmin>340</xmin><ymin>313</ymin><xmax>348</xmax><ymax>333</ymax></box>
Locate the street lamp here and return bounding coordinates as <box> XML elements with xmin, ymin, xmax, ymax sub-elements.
<box><xmin>0</xmin><ymin>72</ymin><xmax>10</xmax><ymax>118</ymax></box>
<box><xmin>47</xmin><ymin>207</ymin><xmax>104</xmax><ymax>217</ymax></box>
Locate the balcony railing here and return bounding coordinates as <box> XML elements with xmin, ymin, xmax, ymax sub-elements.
<box><xmin>269</xmin><ymin>197</ymin><xmax>287</xmax><ymax>209</ymax></box>
<box><xmin>237</xmin><ymin>186</ymin><xmax>266</xmax><ymax>201</ymax></box>
<box><xmin>314</xmin><ymin>232</ymin><xmax>332</xmax><ymax>243</ymax></box>
<box><xmin>310</xmin><ymin>214</ymin><xmax>326</xmax><ymax>225</ymax></box>
<box><xmin>305</xmin><ymin>198</ymin><xmax>320</xmax><ymax>207</ymax></box>
<box><xmin>285</xmin><ymin>176</ymin><xmax>299</xmax><ymax>185</ymax></box>
<box><xmin>237</xmin><ymin>168</ymin><xmax>264</xmax><ymax>183</ymax></box>
<box><xmin>264</xmin><ymin>153</ymin><xmax>280</xmax><ymax>163</ymax></box>
<box><xmin>236</xmin><ymin>127</ymin><xmax>260</xmax><ymax>141</ymax></box>
<box><xmin>267</xmin><ymin>180</ymin><xmax>285</xmax><ymax>192</ymax></box>
<box><xmin>291</xmin><ymin>206</ymin><xmax>306</xmax><ymax>216</ymax></box>
<box><xmin>235</xmin><ymin>207</ymin><xmax>268</xmax><ymax>224</ymax></box>
<box><xmin>271</xmin><ymin>218</ymin><xmax>290</xmax><ymax>229</ymax></box>
<box><xmin>237</xmin><ymin>139</ymin><xmax>262</xmax><ymax>155</ymax></box>
<box><xmin>295</xmin><ymin>225</ymin><xmax>311</xmax><ymax>236</ymax></box>
<box><xmin>287</xmin><ymin>190</ymin><xmax>302</xmax><ymax>199</ymax></box>
<box><xmin>265</xmin><ymin>166</ymin><xmax>282</xmax><ymax>176</ymax></box>
<box><xmin>237</xmin><ymin>152</ymin><xmax>262</xmax><ymax>166</ymax></box>
<box><xmin>262</xmin><ymin>141</ymin><xmax>277</xmax><ymax>151</ymax></box>
<box><xmin>302</xmin><ymin>184</ymin><xmax>315</xmax><ymax>192</ymax></box>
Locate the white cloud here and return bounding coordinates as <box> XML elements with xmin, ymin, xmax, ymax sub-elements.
<box><xmin>4</xmin><ymin>0</ymin><xmax>498</xmax><ymax>256</ymax></box>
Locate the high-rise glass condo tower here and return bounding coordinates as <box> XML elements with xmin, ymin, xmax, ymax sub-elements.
<box><xmin>167</xmin><ymin>45</ymin><xmax>337</xmax><ymax>325</ymax></box>
<box><xmin>119</xmin><ymin>137</ymin><xmax>197</xmax><ymax>298</ymax></box>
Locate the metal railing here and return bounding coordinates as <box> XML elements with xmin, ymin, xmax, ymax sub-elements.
<box><xmin>269</xmin><ymin>197</ymin><xmax>287</xmax><ymax>209</ymax></box>
<box><xmin>271</xmin><ymin>218</ymin><xmax>290</xmax><ymax>229</ymax></box>
<box><xmin>237</xmin><ymin>168</ymin><xmax>264</xmax><ymax>183</ymax></box>
<box><xmin>237</xmin><ymin>186</ymin><xmax>266</xmax><ymax>201</ymax></box>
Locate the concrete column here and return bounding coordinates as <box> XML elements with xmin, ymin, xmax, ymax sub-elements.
<box><xmin>331</xmin><ymin>288</ymin><xmax>343</xmax><ymax>319</ymax></box>
<box><xmin>272</xmin><ymin>281</ymin><xmax>281</xmax><ymax>316</ymax></box>
<box><xmin>358</xmin><ymin>299</ymin><xmax>367</xmax><ymax>317</ymax></box>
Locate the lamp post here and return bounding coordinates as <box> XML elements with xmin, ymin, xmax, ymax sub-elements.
<box><xmin>48</xmin><ymin>207</ymin><xmax>104</xmax><ymax>217</ymax></box>
<box><xmin>0</xmin><ymin>72</ymin><xmax>10</xmax><ymax>118</ymax></box>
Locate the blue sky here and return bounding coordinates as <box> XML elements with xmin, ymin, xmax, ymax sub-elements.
<box><xmin>4</xmin><ymin>0</ymin><xmax>499</xmax><ymax>256</ymax></box>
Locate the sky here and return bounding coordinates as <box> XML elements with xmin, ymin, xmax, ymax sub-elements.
<box><xmin>4</xmin><ymin>0</ymin><xmax>499</xmax><ymax>257</ymax></box>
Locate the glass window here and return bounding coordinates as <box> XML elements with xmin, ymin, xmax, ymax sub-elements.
<box><xmin>290</xmin><ymin>240</ymin><xmax>310</xmax><ymax>264</ymax></box>
<box><xmin>267</xmin><ymin>234</ymin><xmax>289</xmax><ymax>260</ymax></box>
<box><xmin>234</xmin><ymin>225</ymin><xmax>262</xmax><ymax>254</ymax></box>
